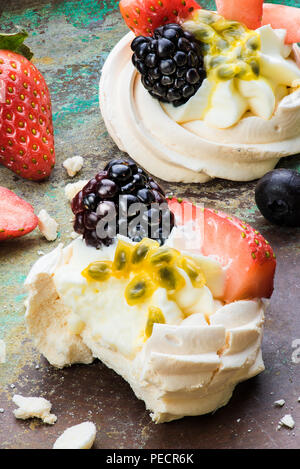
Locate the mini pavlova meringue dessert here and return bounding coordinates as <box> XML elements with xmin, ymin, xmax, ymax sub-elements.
<box><xmin>100</xmin><ymin>0</ymin><xmax>300</xmax><ymax>183</ymax></box>
<box><xmin>25</xmin><ymin>160</ymin><xmax>276</xmax><ymax>423</ymax></box>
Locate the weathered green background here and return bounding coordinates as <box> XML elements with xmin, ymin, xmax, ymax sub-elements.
<box><xmin>0</xmin><ymin>0</ymin><xmax>299</xmax><ymax>449</ymax></box>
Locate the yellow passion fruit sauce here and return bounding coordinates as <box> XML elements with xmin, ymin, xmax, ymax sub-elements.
<box><xmin>81</xmin><ymin>238</ymin><xmax>206</xmax><ymax>337</ymax></box>
<box><xmin>183</xmin><ymin>9</ymin><xmax>261</xmax><ymax>83</ymax></box>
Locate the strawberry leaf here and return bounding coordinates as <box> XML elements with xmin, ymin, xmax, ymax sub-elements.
<box><xmin>0</xmin><ymin>28</ymin><xmax>33</xmax><ymax>60</ymax></box>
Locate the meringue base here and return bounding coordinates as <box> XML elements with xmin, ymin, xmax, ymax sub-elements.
<box><xmin>25</xmin><ymin>246</ymin><xmax>266</xmax><ymax>423</ymax></box>
<box><xmin>99</xmin><ymin>32</ymin><xmax>300</xmax><ymax>183</ymax></box>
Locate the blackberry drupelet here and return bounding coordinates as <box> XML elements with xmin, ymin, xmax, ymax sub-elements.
<box><xmin>71</xmin><ymin>159</ymin><xmax>175</xmax><ymax>248</ymax></box>
<box><xmin>131</xmin><ymin>23</ymin><xmax>206</xmax><ymax>107</ymax></box>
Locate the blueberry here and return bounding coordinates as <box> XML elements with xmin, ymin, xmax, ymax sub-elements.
<box><xmin>255</xmin><ymin>169</ymin><xmax>300</xmax><ymax>227</ymax></box>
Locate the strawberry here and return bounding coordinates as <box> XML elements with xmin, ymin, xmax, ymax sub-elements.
<box><xmin>0</xmin><ymin>186</ymin><xmax>38</xmax><ymax>241</ymax></box>
<box><xmin>119</xmin><ymin>0</ymin><xmax>201</xmax><ymax>37</ymax></box>
<box><xmin>168</xmin><ymin>197</ymin><xmax>276</xmax><ymax>303</ymax></box>
<box><xmin>0</xmin><ymin>29</ymin><xmax>55</xmax><ymax>181</ymax></box>
<box><xmin>215</xmin><ymin>0</ymin><xmax>263</xmax><ymax>30</ymax></box>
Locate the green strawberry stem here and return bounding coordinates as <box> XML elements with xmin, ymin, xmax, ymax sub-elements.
<box><xmin>0</xmin><ymin>28</ymin><xmax>33</xmax><ymax>60</ymax></box>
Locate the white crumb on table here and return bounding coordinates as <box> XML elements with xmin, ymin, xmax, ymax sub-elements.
<box><xmin>12</xmin><ymin>395</ymin><xmax>57</xmax><ymax>425</ymax></box>
<box><xmin>63</xmin><ymin>156</ymin><xmax>84</xmax><ymax>177</ymax></box>
<box><xmin>0</xmin><ymin>408</ymin><xmax>4</xmax><ymax>413</ymax></box>
<box><xmin>277</xmin><ymin>414</ymin><xmax>295</xmax><ymax>430</ymax></box>
<box><xmin>53</xmin><ymin>422</ymin><xmax>96</xmax><ymax>449</ymax></box>
<box><xmin>65</xmin><ymin>180</ymin><xmax>88</xmax><ymax>202</ymax></box>
<box><xmin>0</xmin><ymin>339</ymin><xmax>6</xmax><ymax>364</ymax></box>
<box><xmin>274</xmin><ymin>399</ymin><xmax>285</xmax><ymax>407</ymax></box>
<box><xmin>38</xmin><ymin>209</ymin><xmax>58</xmax><ymax>241</ymax></box>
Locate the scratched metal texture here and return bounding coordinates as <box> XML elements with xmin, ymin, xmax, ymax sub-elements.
<box><xmin>0</xmin><ymin>0</ymin><xmax>299</xmax><ymax>449</ymax></box>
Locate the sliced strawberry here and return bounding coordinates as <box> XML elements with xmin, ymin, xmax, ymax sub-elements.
<box><xmin>0</xmin><ymin>30</ymin><xmax>55</xmax><ymax>181</ymax></box>
<box><xmin>0</xmin><ymin>187</ymin><xmax>38</xmax><ymax>241</ymax></box>
<box><xmin>216</xmin><ymin>0</ymin><xmax>263</xmax><ymax>30</ymax></box>
<box><xmin>262</xmin><ymin>3</ymin><xmax>300</xmax><ymax>44</ymax></box>
<box><xmin>168</xmin><ymin>197</ymin><xmax>276</xmax><ymax>303</ymax></box>
<box><xmin>120</xmin><ymin>0</ymin><xmax>201</xmax><ymax>37</ymax></box>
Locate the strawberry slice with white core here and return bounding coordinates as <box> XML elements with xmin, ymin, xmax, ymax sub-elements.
<box><xmin>168</xmin><ymin>197</ymin><xmax>276</xmax><ymax>303</ymax></box>
<box><xmin>0</xmin><ymin>187</ymin><xmax>38</xmax><ymax>241</ymax></box>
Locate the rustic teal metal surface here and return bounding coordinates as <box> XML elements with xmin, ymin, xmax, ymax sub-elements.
<box><xmin>0</xmin><ymin>0</ymin><xmax>299</xmax><ymax>449</ymax></box>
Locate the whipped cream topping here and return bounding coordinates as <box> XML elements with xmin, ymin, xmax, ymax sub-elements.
<box><xmin>100</xmin><ymin>16</ymin><xmax>300</xmax><ymax>182</ymax></box>
<box><xmin>25</xmin><ymin>234</ymin><xmax>266</xmax><ymax>422</ymax></box>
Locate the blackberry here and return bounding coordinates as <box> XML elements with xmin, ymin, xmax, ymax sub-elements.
<box><xmin>71</xmin><ymin>159</ymin><xmax>175</xmax><ymax>248</ymax></box>
<box><xmin>131</xmin><ymin>24</ymin><xmax>206</xmax><ymax>107</ymax></box>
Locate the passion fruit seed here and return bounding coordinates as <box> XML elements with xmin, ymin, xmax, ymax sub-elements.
<box><xmin>246</xmin><ymin>36</ymin><xmax>260</xmax><ymax>51</ymax></box>
<box><xmin>149</xmin><ymin>247</ymin><xmax>179</xmax><ymax>266</ymax></box>
<box><xmin>145</xmin><ymin>306</ymin><xmax>166</xmax><ymax>338</ymax></box>
<box><xmin>217</xmin><ymin>64</ymin><xmax>237</xmax><ymax>80</ymax></box>
<box><xmin>179</xmin><ymin>257</ymin><xmax>206</xmax><ymax>288</ymax></box>
<box><xmin>125</xmin><ymin>274</ymin><xmax>155</xmax><ymax>306</ymax></box>
<box><xmin>83</xmin><ymin>261</ymin><xmax>112</xmax><ymax>282</ymax></box>
<box><xmin>156</xmin><ymin>266</ymin><xmax>185</xmax><ymax>292</ymax></box>
<box><xmin>131</xmin><ymin>239</ymin><xmax>158</xmax><ymax>265</ymax></box>
<box><xmin>113</xmin><ymin>240</ymin><xmax>132</xmax><ymax>275</ymax></box>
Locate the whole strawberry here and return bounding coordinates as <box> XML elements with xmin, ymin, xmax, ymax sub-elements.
<box><xmin>0</xmin><ymin>29</ymin><xmax>55</xmax><ymax>181</ymax></box>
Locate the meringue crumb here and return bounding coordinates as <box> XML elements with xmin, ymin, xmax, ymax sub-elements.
<box><xmin>65</xmin><ymin>180</ymin><xmax>88</xmax><ymax>202</ymax></box>
<box><xmin>37</xmin><ymin>250</ymin><xmax>45</xmax><ymax>256</ymax></box>
<box><xmin>277</xmin><ymin>414</ymin><xmax>295</xmax><ymax>430</ymax></box>
<box><xmin>0</xmin><ymin>339</ymin><xmax>6</xmax><ymax>364</ymax></box>
<box><xmin>38</xmin><ymin>210</ymin><xmax>58</xmax><ymax>242</ymax></box>
<box><xmin>63</xmin><ymin>156</ymin><xmax>84</xmax><ymax>178</ymax></box>
<box><xmin>0</xmin><ymin>408</ymin><xmax>4</xmax><ymax>413</ymax></box>
<box><xmin>274</xmin><ymin>399</ymin><xmax>285</xmax><ymax>407</ymax></box>
<box><xmin>53</xmin><ymin>422</ymin><xmax>96</xmax><ymax>449</ymax></box>
<box><xmin>12</xmin><ymin>395</ymin><xmax>57</xmax><ymax>425</ymax></box>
